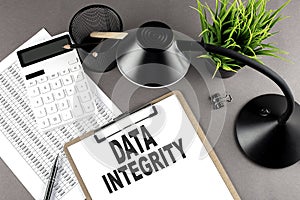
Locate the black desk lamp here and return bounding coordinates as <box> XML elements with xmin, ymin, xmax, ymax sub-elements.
<box><xmin>202</xmin><ymin>43</ymin><xmax>300</xmax><ymax>168</ymax></box>
<box><xmin>109</xmin><ymin>21</ymin><xmax>300</xmax><ymax>168</ymax></box>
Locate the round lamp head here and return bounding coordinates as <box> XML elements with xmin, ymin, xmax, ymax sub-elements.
<box><xmin>116</xmin><ymin>21</ymin><xmax>191</xmax><ymax>88</ymax></box>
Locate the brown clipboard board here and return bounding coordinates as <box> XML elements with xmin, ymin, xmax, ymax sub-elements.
<box><xmin>64</xmin><ymin>90</ymin><xmax>241</xmax><ymax>200</ymax></box>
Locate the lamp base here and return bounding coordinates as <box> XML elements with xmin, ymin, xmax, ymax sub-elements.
<box><xmin>235</xmin><ymin>94</ymin><xmax>300</xmax><ymax>168</ymax></box>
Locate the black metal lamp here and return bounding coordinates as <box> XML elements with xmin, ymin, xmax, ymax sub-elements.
<box><xmin>111</xmin><ymin>21</ymin><xmax>300</xmax><ymax>168</ymax></box>
<box><xmin>202</xmin><ymin>43</ymin><xmax>300</xmax><ymax>168</ymax></box>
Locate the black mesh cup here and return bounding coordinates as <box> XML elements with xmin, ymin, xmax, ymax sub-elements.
<box><xmin>69</xmin><ymin>4</ymin><xmax>123</xmax><ymax>72</ymax></box>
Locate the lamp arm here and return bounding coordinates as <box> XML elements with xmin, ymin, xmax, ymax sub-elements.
<box><xmin>201</xmin><ymin>42</ymin><xmax>294</xmax><ymax>124</ymax></box>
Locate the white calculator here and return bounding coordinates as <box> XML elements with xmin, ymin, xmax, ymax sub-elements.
<box><xmin>17</xmin><ymin>34</ymin><xmax>95</xmax><ymax>132</ymax></box>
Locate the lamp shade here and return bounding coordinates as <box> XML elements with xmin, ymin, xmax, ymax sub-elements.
<box><xmin>116</xmin><ymin>21</ymin><xmax>191</xmax><ymax>88</ymax></box>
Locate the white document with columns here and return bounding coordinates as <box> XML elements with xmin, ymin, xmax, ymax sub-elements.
<box><xmin>0</xmin><ymin>29</ymin><xmax>121</xmax><ymax>200</ymax></box>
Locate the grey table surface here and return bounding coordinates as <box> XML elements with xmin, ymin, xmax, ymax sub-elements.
<box><xmin>1</xmin><ymin>0</ymin><xmax>300</xmax><ymax>199</ymax></box>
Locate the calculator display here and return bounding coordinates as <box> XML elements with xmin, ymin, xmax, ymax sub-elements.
<box><xmin>17</xmin><ymin>35</ymin><xmax>72</xmax><ymax>67</ymax></box>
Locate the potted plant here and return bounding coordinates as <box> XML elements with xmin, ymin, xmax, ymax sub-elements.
<box><xmin>193</xmin><ymin>0</ymin><xmax>290</xmax><ymax>78</ymax></box>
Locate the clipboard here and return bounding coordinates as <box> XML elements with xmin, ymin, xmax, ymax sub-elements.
<box><xmin>64</xmin><ymin>91</ymin><xmax>241</xmax><ymax>200</ymax></box>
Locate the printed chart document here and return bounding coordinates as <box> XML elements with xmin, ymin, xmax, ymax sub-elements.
<box><xmin>65</xmin><ymin>91</ymin><xmax>240</xmax><ymax>200</ymax></box>
<box><xmin>0</xmin><ymin>29</ymin><xmax>121</xmax><ymax>200</ymax></box>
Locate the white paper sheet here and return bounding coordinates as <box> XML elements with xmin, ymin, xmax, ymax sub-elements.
<box><xmin>0</xmin><ymin>29</ymin><xmax>121</xmax><ymax>200</ymax></box>
<box><xmin>68</xmin><ymin>94</ymin><xmax>234</xmax><ymax>200</ymax></box>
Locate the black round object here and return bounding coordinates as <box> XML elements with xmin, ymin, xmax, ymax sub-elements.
<box><xmin>116</xmin><ymin>25</ymin><xmax>191</xmax><ymax>88</ymax></box>
<box><xmin>69</xmin><ymin>4</ymin><xmax>122</xmax><ymax>50</ymax></box>
<box><xmin>235</xmin><ymin>94</ymin><xmax>300</xmax><ymax>168</ymax></box>
<box><xmin>136</xmin><ymin>21</ymin><xmax>174</xmax><ymax>52</ymax></box>
<box><xmin>69</xmin><ymin>4</ymin><xmax>123</xmax><ymax>72</ymax></box>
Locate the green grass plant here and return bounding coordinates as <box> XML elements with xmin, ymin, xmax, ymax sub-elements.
<box><xmin>192</xmin><ymin>0</ymin><xmax>290</xmax><ymax>77</ymax></box>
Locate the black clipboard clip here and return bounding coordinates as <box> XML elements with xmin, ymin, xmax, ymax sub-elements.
<box><xmin>94</xmin><ymin>104</ymin><xmax>158</xmax><ymax>144</ymax></box>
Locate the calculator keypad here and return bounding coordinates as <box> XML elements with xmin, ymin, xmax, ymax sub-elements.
<box><xmin>28</xmin><ymin>87</ymin><xmax>40</xmax><ymax>97</ymax></box>
<box><xmin>50</xmin><ymin>79</ymin><xmax>62</xmax><ymax>89</ymax></box>
<box><xmin>27</xmin><ymin>64</ymin><xmax>95</xmax><ymax>131</ymax></box>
